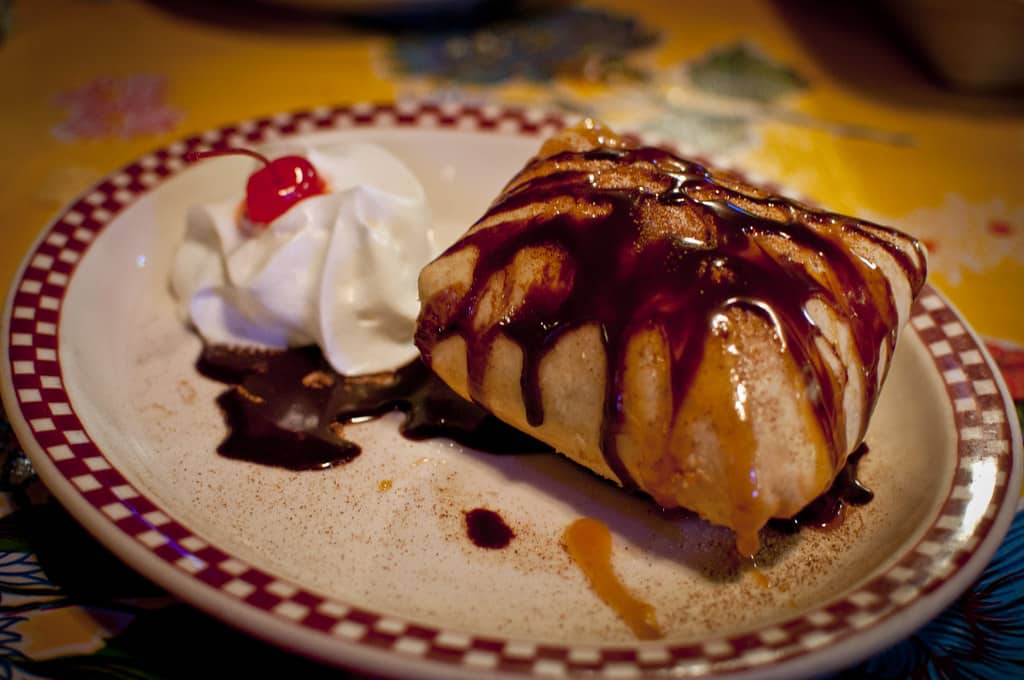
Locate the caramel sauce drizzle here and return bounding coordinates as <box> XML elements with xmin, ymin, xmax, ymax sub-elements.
<box><xmin>563</xmin><ymin>518</ymin><xmax>662</xmax><ymax>640</ymax></box>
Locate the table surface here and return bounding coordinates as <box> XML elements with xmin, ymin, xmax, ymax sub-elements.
<box><xmin>1</xmin><ymin>1</ymin><xmax>1022</xmax><ymax>677</ymax></box>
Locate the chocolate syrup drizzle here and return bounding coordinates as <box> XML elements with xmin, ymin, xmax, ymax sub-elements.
<box><xmin>197</xmin><ymin>344</ymin><xmax>551</xmax><ymax>471</ymax></box>
<box><xmin>416</xmin><ymin>145</ymin><xmax>927</xmax><ymax>491</ymax></box>
<box><xmin>772</xmin><ymin>443</ymin><xmax>874</xmax><ymax>532</ymax></box>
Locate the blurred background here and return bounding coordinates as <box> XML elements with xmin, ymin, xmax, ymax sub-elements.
<box><xmin>0</xmin><ymin>1</ymin><xmax>1022</xmax><ymax>678</ymax></box>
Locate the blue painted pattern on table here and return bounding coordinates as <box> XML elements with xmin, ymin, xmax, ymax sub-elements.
<box><xmin>390</xmin><ymin>7</ymin><xmax>657</xmax><ymax>84</ymax></box>
<box><xmin>839</xmin><ymin>511</ymin><xmax>1024</xmax><ymax>679</ymax></box>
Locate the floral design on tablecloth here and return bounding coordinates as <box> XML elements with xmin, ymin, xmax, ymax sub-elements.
<box><xmin>878</xmin><ymin>196</ymin><xmax>1024</xmax><ymax>285</ymax></box>
<box><xmin>685</xmin><ymin>43</ymin><xmax>808</xmax><ymax>103</ymax></box>
<box><xmin>390</xmin><ymin>7</ymin><xmax>657</xmax><ymax>84</ymax></box>
<box><xmin>0</xmin><ymin>441</ymin><xmax>340</xmax><ymax>679</ymax></box>
<box><xmin>392</xmin><ymin>7</ymin><xmax>905</xmax><ymax>159</ymax></box>
<box><xmin>51</xmin><ymin>75</ymin><xmax>183</xmax><ymax>142</ymax></box>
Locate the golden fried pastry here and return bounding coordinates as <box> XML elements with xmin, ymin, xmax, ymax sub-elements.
<box><xmin>415</xmin><ymin>121</ymin><xmax>927</xmax><ymax>556</ymax></box>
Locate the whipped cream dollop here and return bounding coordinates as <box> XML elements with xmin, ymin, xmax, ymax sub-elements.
<box><xmin>171</xmin><ymin>142</ymin><xmax>438</xmax><ymax>375</ymax></box>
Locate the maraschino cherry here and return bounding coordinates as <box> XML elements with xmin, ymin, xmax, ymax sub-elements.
<box><xmin>186</xmin><ymin>147</ymin><xmax>326</xmax><ymax>225</ymax></box>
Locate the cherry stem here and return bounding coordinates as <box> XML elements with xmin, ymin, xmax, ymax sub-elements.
<box><xmin>185</xmin><ymin>147</ymin><xmax>271</xmax><ymax>167</ymax></box>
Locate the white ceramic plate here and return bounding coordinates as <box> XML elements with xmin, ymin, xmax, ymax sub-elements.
<box><xmin>2</xmin><ymin>101</ymin><xmax>1021</xmax><ymax>679</ymax></box>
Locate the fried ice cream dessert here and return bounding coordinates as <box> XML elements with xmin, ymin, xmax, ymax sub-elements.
<box><xmin>415</xmin><ymin>121</ymin><xmax>927</xmax><ymax>556</ymax></box>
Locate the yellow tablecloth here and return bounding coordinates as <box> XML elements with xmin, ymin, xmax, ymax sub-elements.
<box><xmin>1</xmin><ymin>1</ymin><xmax>1022</xmax><ymax>677</ymax></box>
<box><xmin>3</xmin><ymin>0</ymin><xmax>1022</xmax><ymax>344</ymax></box>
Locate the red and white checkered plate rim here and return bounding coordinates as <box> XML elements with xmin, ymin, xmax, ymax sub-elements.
<box><xmin>2</xmin><ymin>101</ymin><xmax>1020</xmax><ymax>679</ymax></box>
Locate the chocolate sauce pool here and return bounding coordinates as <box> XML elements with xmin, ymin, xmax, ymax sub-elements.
<box><xmin>197</xmin><ymin>344</ymin><xmax>551</xmax><ymax>471</ymax></box>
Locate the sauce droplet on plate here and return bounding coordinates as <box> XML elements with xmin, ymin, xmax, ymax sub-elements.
<box><xmin>465</xmin><ymin>508</ymin><xmax>515</xmax><ymax>549</ymax></box>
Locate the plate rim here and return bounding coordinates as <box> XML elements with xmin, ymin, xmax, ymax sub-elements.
<box><xmin>1</xmin><ymin>99</ymin><xmax>1020</xmax><ymax>679</ymax></box>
